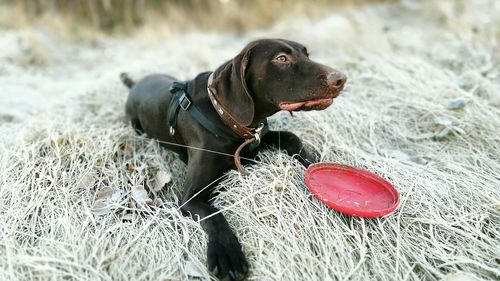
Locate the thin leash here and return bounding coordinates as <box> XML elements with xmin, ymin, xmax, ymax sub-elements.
<box><xmin>132</xmin><ymin>135</ymin><xmax>259</xmax><ymax>163</ymax></box>
<box><xmin>234</xmin><ymin>138</ymin><xmax>256</xmax><ymax>174</ymax></box>
<box><xmin>131</xmin><ymin>135</ymin><xmax>263</xmax><ymax>213</ymax></box>
<box><xmin>130</xmin><ymin>134</ymin><xmax>277</xmax><ymax>217</ymax></box>
<box><xmin>176</xmin><ymin>173</ymin><xmax>229</xmax><ymax>212</ymax></box>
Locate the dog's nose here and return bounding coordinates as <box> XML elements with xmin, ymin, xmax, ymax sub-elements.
<box><xmin>327</xmin><ymin>72</ymin><xmax>347</xmax><ymax>88</ymax></box>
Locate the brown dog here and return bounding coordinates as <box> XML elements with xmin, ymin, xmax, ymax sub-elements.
<box><xmin>121</xmin><ymin>39</ymin><xmax>346</xmax><ymax>280</ymax></box>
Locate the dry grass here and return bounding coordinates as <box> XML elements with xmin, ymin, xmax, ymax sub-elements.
<box><xmin>0</xmin><ymin>0</ymin><xmax>499</xmax><ymax>280</ymax></box>
<box><xmin>1</xmin><ymin>0</ymin><xmax>395</xmax><ymax>36</ymax></box>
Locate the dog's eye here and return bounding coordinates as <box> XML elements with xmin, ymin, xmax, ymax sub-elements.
<box><xmin>274</xmin><ymin>55</ymin><xmax>288</xmax><ymax>63</ymax></box>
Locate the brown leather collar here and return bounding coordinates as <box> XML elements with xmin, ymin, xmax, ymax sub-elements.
<box><xmin>207</xmin><ymin>72</ymin><xmax>269</xmax><ymax>174</ymax></box>
<box><xmin>207</xmin><ymin>72</ymin><xmax>258</xmax><ymax>140</ymax></box>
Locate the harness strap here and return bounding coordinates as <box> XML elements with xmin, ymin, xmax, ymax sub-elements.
<box><xmin>167</xmin><ymin>95</ymin><xmax>181</xmax><ymax>136</ymax></box>
<box><xmin>168</xmin><ymin>82</ymin><xmax>238</xmax><ymax>140</ymax></box>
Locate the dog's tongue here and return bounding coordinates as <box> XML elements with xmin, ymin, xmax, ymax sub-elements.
<box><xmin>279</xmin><ymin>101</ymin><xmax>306</xmax><ymax>111</ymax></box>
<box><xmin>279</xmin><ymin>98</ymin><xmax>333</xmax><ymax>111</ymax></box>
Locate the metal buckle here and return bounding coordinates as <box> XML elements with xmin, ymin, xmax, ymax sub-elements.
<box><xmin>253</xmin><ymin>123</ymin><xmax>265</xmax><ymax>145</ymax></box>
<box><xmin>179</xmin><ymin>93</ymin><xmax>191</xmax><ymax>110</ymax></box>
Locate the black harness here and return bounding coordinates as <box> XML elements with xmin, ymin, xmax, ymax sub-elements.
<box><xmin>167</xmin><ymin>79</ymin><xmax>269</xmax><ymax>150</ymax></box>
<box><xmin>167</xmin><ymin>81</ymin><xmax>239</xmax><ymax>140</ymax></box>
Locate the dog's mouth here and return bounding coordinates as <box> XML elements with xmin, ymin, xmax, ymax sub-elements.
<box><xmin>278</xmin><ymin>78</ymin><xmax>345</xmax><ymax>111</ymax></box>
<box><xmin>279</xmin><ymin>98</ymin><xmax>334</xmax><ymax>111</ymax></box>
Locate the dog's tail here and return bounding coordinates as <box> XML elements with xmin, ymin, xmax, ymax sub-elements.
<box><xmin>120</xmin><ymin>72</ymin><xmax>135</xmax><ymax>89</ymax></box>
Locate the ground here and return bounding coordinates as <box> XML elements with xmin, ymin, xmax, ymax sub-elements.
<box><xmin>0</xmin><ymin>1</ymin><xmax>499</xmax><ymax>280</ymax></box>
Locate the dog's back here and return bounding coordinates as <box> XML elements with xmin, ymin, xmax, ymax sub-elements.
<box><xmin>122</xmin><ymin>73</ymin><xmax>178</xmax><ymax>137</ymax></box>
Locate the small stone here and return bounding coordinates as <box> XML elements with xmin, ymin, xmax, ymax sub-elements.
<box><xmin>433</xmin><ymin>117</ymin><xmax>452</xmax><ymax>127</ymax></box>
<box><xmin>452</xmin><ymin>126</ymin><xmax>465</xmax><ymax>135</ymax></box>
<box><xmin>434</xmin><ymin>127</ymin><xmax>451</xmax><ymax>140</ymax></box>
<box><xmin>409</xmin><ymin>156</ymin><xmax>429</xmax><ymax>165</ymax></box>
<box><xmin>383</xmin><ymin>149</ymin><xmax>410</xmax><ymax>161</ymax></box>
<box><xmin>448</xmin><ymin>98</ymin><xmax>470</xmax><ymax>110</ymax></box>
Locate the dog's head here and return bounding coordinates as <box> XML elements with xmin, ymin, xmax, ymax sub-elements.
<box><xmin>211</xmin><ymin>39</ymin><xmax>346</xmax><ymax>126</ymax></box>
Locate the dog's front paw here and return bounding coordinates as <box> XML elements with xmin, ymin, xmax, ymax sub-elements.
<box><xmin>297</xmin><ymin>146</ymin><xmax>319</xmax><ymax>168</ymax></box>
<box><xmin>207</xmin><ymin>232</ymin><xmax>248</xmax><ymax>281</ymax></box>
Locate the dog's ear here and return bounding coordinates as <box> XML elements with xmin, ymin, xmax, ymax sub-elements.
<box><xmin>211</xmin><ymin>46</ymin><xmax>254</xmax><ymax>127</ymax></box>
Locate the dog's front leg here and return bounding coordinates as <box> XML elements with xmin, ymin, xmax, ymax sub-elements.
<box><xmin>260</xmin><ymin>130</ymin><xmax>318</xmax><ymax>167</ymax></box>
<box><xmin>179</xmin><ymin>152</ymin><xmax>248</xmax><ymax>281</ymax></box>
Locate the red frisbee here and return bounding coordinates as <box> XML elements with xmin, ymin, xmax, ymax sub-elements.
<box><xmin>304</xmin><ymin>162</ymin><xmax>399</xmax><ymax>218</ymax></box>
